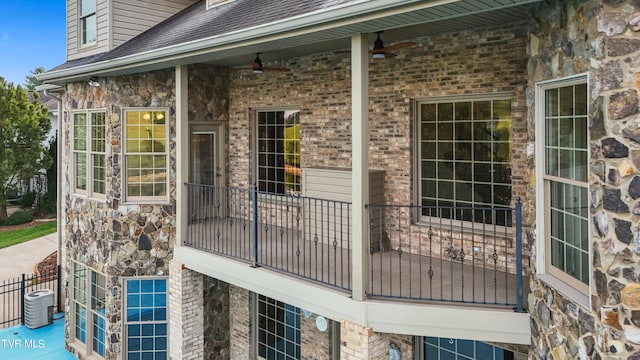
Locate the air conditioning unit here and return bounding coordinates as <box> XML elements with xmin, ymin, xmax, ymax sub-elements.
<box><xmin>24</xmin><ymin>289</ymin><xmax>54</xmax><ymax>329</ymax></box>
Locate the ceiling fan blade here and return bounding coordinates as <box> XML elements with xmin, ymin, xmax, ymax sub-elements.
<box><xmin>369</xmin><ymin>41</ymin><xmax>416</xmax><ymax>53</ymax></box>
<box><xmin>384</xmin><ymin>52</ymin><xmax>397</xmax><ymax>59</ymax></box>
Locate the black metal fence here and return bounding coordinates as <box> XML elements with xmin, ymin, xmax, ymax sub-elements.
<box><xmin>186</xmin><ymin>183</ymin><xmax>353</xmax><ymax>291</ymax></box>
<box><xmin>185</xmin><ymin>183</ymin><xmax>525</xmax><ymax>310</ymax></box>
<box><xmin>367</xmin><ymin>200</ymin><xmax>524</xmax><ymax>311</ymax></box>
<box><xmin>0</xmin><ymin>265</ymin><xmax>62</xmax><ymax>329</ymax></box>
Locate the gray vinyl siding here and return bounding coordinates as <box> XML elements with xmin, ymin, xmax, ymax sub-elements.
<box><xmin>67</xmin><ymin>0</ymin><xmax>110</xmax><ymax>60</ymax></box>
<box><xmin>66</xmin><ymin>0</ymin><xmax>195</xmax><ymax>61</ymax></box>
<box><xmin>66</xmin><ymin>1</ymin><xmax>78</xmax><ymax>58</ymax></box>
<box><xmin>302</xmin><ymin>167</ymin><xmax>385</xmax><ymax>248</ymax></box>
<box><xmin>112</xmin><ymin>0</ymin><xmax>196</xmax><ymax>48</ymax></box>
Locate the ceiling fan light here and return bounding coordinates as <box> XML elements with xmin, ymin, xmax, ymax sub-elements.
<box><xmin>372</xmin><ymin>31</ymin><xmax>386</xmax><ymax>59</ymax></box>
<box><xmin>252</xmin><ymin>53</ymin><xmax>264</xmax><ymax>74</ymax></box>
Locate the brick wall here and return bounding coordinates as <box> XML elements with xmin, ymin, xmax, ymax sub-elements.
<box><xmin>227</xmin><ymin>22</ymin><xmax>530</xmax><ymax>261</ymax></box>
<box><xmin>301</xmin><ymin>313</ymin><xmax>332</xmax><ymax>359</ymax></box>
<box><xmin>168</xmin><ymin>260</ymin><xmax>204</xmax><ymax>360</ymax></box>
<box><xmin>340</xmin><ymin>320</ymin><xmax>388</xmax><ymax>360</ymax></box>
<box><xmin>229</xmin><ymin>285</ymin><xmax>251</xmax><ymax>360</ymax></box>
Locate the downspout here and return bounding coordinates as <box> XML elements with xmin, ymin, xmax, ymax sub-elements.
<box><xmin>43</xmin><ymin>89</ymin><xmax>64</xmax><ymax>270</ymax></box>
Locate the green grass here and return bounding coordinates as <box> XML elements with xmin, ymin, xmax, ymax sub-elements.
<box><xmin>0</xmin><ymin>221</ymin><xmax>57</xmax><ymax>250</ymax></box>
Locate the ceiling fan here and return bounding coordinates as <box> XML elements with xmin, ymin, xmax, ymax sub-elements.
<box><xmin>370</xmin><ymin>31</ymin><xmax>415</xmax><ymax>59</ymax></box>
<box><xmin>248</xmin><ymin>53</ymin><xmax>290</xmax><ymax>73</ymax></box>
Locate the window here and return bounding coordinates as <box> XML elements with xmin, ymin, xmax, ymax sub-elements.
<box><xmin>125</xmin><ymin>278</ymin><xmax>168</xmax><ymax>360</ymax></box>
<box><xmin>417</xmin><ymin>96</ymin><xmax>512</xmax><ymax>225</ymax></box>
<box><xmin>536</xmin><ymin>77</ymin><xmax>589</xmax><ymax>295</ymax></box>
<box><xmin>256</xmin><ymin>295</ymin><xmax>301</xmax><ymax>360</ymax></box>
<box><xmin>80</xmin><ymin>0</ymin><xmax>97</xmax><ymax>45</ymax></box>
<box><xmin>423</xmin><ymin>336</ymin><xmax>514</xmax><ymax>359</ymax></box>
<box><xmin>72</xmin><ymin>111</ymin><xmax>106</xmax><ymax>196</ymax></box>
<box><xmin>123</xmin><ymin>109</ymin><xmax>168</xmax><ymax>202</ymax></box>
<box><xmin>72</xmin><ymin>263</ymin><xmax>106</xmax><ymax>358</ymax></box>
<box><xmin>256</xmin><ymin>109</ymin><xmax>301</xmax><ymax>195</ymax></box>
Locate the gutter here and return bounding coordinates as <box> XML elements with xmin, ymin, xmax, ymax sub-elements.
<box><xmin>38</xmin><ymin>0</ymin><xmax>462</xmax><ymax>83</ymax></box>
<box><xmin>42</xmin><ymin>86</ymin><xmax>64</xmax><ymax>271</ymax></box>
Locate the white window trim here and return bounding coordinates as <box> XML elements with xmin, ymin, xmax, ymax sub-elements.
<box><xmin>71</xmin><ymin>109</ymin><xmax>107</xmax><ymax>200</ymax></box>
<box><xmin>412</xmin><ymin>93</ymin><xmax>514</xmax><ymax>229</ymax></box>
<box><xmin>69</xmin><ymin>261</ymin><xmax>106</xmax><ymax>359</ymax></box>
<box><xmin>123</xmin><ymin>277</ymin><xmax>169</xmax><ymax>360</ymax></box>
<box><xmin>535</xmin><ymin>74</ymin><xmax>591</xmax><ymax>309</ymax></box>
<box><xmin>122</xmin><ymin>107</ymin><xmax>170</xmax><ymax>204</ymax></box>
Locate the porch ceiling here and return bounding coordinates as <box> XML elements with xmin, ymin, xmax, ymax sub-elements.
<box><xmin>40</xmin><ymin>0</ymin><xmax>540</xmax><ymax>83</ymax></box>
<box><xmin>209</xmin><ymin>1</ymin><xmax>538</xmax><ymax>66</ymax></box>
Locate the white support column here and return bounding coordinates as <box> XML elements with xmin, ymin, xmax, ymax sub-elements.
<box><xmin>176</xmin><ymin>65</ymin><xmax>189</xmax><ymax>246</ymax></box>
<box><xmin>351</xmin><ymin>33</ymin><xmax>369</xmax><ymax>302</ymax></box>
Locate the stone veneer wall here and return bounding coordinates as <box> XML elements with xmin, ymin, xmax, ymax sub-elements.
<box><xmin>62</xmin><ymin>64</ymin><xmax>229</xmax><ymax>359</ymax></box>
<box><xmin>62</xmin><ymin>69</ymin><xmax>178</xmax><ymax>359</ymax></box>
<box><xmin>203</xmin><ymin>276</ymin><xmax>230</xmax><ymax>359</ymax></box>
<box><xmin>527</xmin><ymin>0</ymin><xmax>640</xmax><ymax>358</ymax></box>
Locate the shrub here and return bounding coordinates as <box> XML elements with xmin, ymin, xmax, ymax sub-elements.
<box><xmin>18</xmin><ymin>191</ymin><xmax>36</xmax><ymax>208</ymax></box>
<box><xmin>39</xmin><ymin>191</ymin><xmax>57</xmax><ymax>215</ymax></box>
<box><xmin>4</xmin><ymin>210</ymin><xmax>33</xmax><ymax>226</ymax></box>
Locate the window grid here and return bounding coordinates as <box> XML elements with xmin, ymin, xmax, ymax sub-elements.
<box><xmin>125</xmin><ymin>279</ymin><xmax>168</xmax><ymax>360</ymax></box>
<box><xmin>257</xmin><ymin>295</ymin><xmax>301</xmax><ymax>360</ymax></box>
<box><xmin>424</xmin><ymin>336</ymin><xmax>513</xmax><ymax>359</ymax></box>
<box><xmin>80</xmin><ymin>0</ymin><xmax>97</xmax><ymax>44</ymax></box>
<box><xmin>73</xmin><ymin>113</ymin><xmax>88</xmax><ymax>191</ymax></box>
<box><xmin>72</xmin><ymin>111</ymin><xmax>106</xmax><ymax>196</ymax></box>
<box><xmin>91</xmin><ymin>271</ymin><xmax>106</xmax><ymax>356</ymax></box>
<box><xmin>72</xmin><ymin>262</ymin><xmax>106</xmax><ymax>358</ymax></box>
<box><xmin>73</xmin><ymin>265</ymin><xmax>87</xmax><ymax>343</ymax></box>
<box><xmin>256</xmin><ymin>110</ymin><xmax>301</xmax><ymax>195</ymax></box>
<box><xmin>92</xmin><ymin>113</ymin><xmax>106</xmax><ymax>194</ymax></box>
<box><xmin>418</xmin><ymin>98</ymin><xmax>512</xmax><ymax>225</ymax></box>
<box><xmin>124</xmin><ymin>110</ymin><xmax>168</xmax><ymax>201</ymax></box>
<box><xmin>543</xmin><ymin>83</ymin><xmax>589</xmax><ymax>286</ymax></box>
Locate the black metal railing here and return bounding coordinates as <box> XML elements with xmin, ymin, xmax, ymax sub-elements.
<box><xmin>0</xmin><ymin>265</ymin><xmax>62</xmax><ymax>329</ymax></box>
<box><xmin>186</xmin><ymin>183</ymin><xmax>352</xmax><ymax>291</ymax></box>
<box><xmin>367</xmin><ymin>199</ymin><xmax>523</xmax><ymax>311</ymax></box>
<box><xmin>186</xmin><ymin>183</ymin><xmax>524</xmax><ymax>310</ymax></box>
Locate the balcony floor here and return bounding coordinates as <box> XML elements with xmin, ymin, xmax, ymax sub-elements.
<box><xmin>187</xmin><ymin>217</ymin><xmax>527</xmax><ymax>308</ymax></box>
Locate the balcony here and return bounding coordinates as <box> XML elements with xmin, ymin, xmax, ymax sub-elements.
<box><xmin>184</xmin><ymin>183</ymin><xmax>525</xmax><ymax>312</ymax></box>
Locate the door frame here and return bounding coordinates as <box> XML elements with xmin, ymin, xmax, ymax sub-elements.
<box><xmin>189</xmin><ymin>122</ymin><xmax>225</xmax><ymax>186</ymax></box>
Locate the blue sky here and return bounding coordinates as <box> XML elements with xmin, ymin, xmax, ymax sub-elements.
<box><xmin>0</xmin><ymin>1</ymin><xmax>66</xmax><ymax>86</ymax></box>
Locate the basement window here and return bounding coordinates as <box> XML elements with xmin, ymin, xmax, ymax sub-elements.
<box><xmin>124</xmin><ymin>278</ymin><xmax>168</xmax><ymax>360</ymax></box>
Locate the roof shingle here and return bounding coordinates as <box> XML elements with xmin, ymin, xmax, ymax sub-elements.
<box><xmin>51</xmin><ymin>0</ymin><xmax>357</xmax><ymax>71</ymax></box>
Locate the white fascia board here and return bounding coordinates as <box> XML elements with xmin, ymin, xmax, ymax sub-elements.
<box><xmin>35</xmin><ymin>83</ymin><xmax>63</xmax><ymax>91</ymax></box>
<box><xmin>39</xmin><ymin>0</ymin><xmax>460</xmax><ymax>83</ymax></box>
